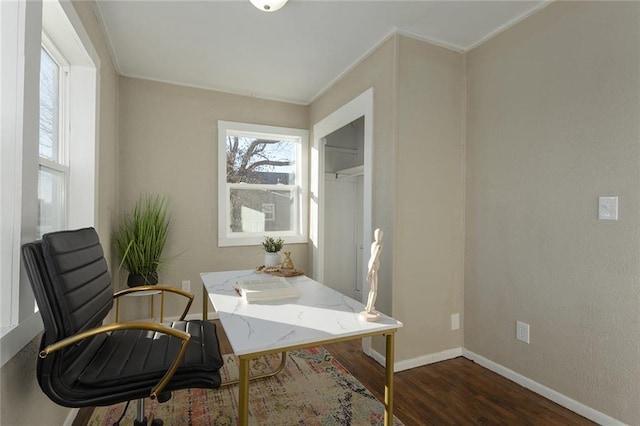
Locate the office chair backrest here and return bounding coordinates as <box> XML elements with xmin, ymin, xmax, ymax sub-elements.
<box><xmin>23</xmin><ymin>227</ymin><xmax>113</xmax><ymax>344</ymax></box>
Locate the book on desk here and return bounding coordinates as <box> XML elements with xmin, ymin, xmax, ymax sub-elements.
<box><xmin>234</xmin><ymin>276</ymin><xmax>299</xmax><ymax>303</ymax></box>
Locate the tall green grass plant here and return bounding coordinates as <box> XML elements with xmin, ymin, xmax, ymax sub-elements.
<box><xmin>113</xmin><ymin>194</ymin><xmax>171</xmax><ymax>281</ymax></box>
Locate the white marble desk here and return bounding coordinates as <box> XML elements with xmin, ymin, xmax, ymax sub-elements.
<box><xmin>200</xmin><ymin>269</ymin><xmax>402</xmax><ymax>426</ymax></box>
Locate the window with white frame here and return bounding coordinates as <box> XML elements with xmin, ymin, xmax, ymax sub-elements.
<box><xmin>38</xmin><ymin>37</ymin><xmax>69</xmax><ymax>238</ymax></box>
<box><xmin>0</xmin><ymin>0</ymin><xmax>98</xmax><ymax>367</ymax></box>
<box><xmin>218</xmin><ymin>121</ymin><xmax>308</xmax><ymax>247</ymax></box>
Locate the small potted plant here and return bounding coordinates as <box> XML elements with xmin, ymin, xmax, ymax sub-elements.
<box><xmin>113</xmin><ymin>194</ymin><xmax>171</xmax><ymax>287</ymax></box>
<box><xmin>262</xmin><ymin>236</ymin><xmax>284</xmax><ymax>267</ymax></box>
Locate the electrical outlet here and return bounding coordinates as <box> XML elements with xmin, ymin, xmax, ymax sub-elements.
<box><xmin>598</xmin><ymin>196</ymin><xmax>618</xmax><ymax>220</ymax></box>
<box><xmin>182</xmin><ymin>280</ymin><xmax>191</xmax><ymax>292</ymax></box>
<box><xmin>451</xmin><ymin>313</ymin><xmax>460</xmax><ymax>330</ymax></box>
<box><xmin>516</xmin><ymin>321</ymin><xmax>530</xmax><ymax>344</ymax></box>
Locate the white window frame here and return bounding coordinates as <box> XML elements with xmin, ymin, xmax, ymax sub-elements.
<box><xmin>0</xmin><ymin>0</ymin><xmax>29</xmax><ymax>341</ymax></box>
<box><xmin>218</xmin><ymin>121</ymin><xmax>309</xmax><ymax>247</ymax></box>
<box><xmin>0</xmin><ymin>0</ymin><xmax>99</xmax><ymax>368</ymax></box>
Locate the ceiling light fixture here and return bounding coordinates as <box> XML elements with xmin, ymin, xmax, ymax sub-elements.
<box><xmin>250</xmin><ymin>0</ymin><xmax>288</xmax><ymax>12</ymax></box>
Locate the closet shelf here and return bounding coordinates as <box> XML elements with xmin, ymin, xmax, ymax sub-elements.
<box><xmin>332</xmin><ymin>165</ymin><xmax>364</xmax><ymax>177</ymax></box>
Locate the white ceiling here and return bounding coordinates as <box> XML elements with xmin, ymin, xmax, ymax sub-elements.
<box><xmin>95</xmin><ymin>0</ymin><xmax>549</xmax><ymax>105</ymax></box>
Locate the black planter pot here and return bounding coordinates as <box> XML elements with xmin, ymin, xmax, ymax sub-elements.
<box><xmin>127</xmin><ymin>272</ymin><xmax>159</xmax><ymax>287</ymax></box>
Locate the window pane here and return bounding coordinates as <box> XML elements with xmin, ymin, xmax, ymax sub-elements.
<box><xmin>226</xmin><ymin>136</ymin><xmax>296</xmax><ymax>185</ymax></box>
<box><xmin>38</xmin><ymin>167</ymin><xmax>65</xmax><ymax>238</ymax></box>
<box><xmin>218</xmin><ymin>121</ymin><xmax>308</xmax><ymax>247</ymax></box>
<box><xmin>39</xmin><ymin>47</ymin><xmax>59</xmax><ymax>161</ymax></box>
<box><xmin>229</xmin><ymin>188</ymin><xmax>295</xmax><ymax>234</ymax></box>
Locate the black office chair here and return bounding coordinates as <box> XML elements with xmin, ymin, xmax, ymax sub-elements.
<box><xmin>21</xmin><ymin>227</ymin><xmax>224</xmax><ymax>425</ymax></box>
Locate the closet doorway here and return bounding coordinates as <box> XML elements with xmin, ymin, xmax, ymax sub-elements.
<box><xmin>323</xmin><ymin>118</ymin><xmax>364</xmax><ymax>298</ymax></box>
<box><xmin>311</xmin><ymin>88</ymin><xmax>373</xmax><ymax>304</ymax></box>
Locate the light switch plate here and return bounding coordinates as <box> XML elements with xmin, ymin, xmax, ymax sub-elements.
<box><xmin>598</xmin><ymin>196</ymin><xmax>618</xmax><ymax>220</ymax></box>
<box><xmin>516</xmin><ymin>321</ymin><xmax>530</xmax><ymax>343</ymax></box>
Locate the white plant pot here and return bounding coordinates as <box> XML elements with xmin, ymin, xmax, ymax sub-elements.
<box><xmin>264</xmin><ymin>252</ymin><xmax>281</xmax><ymax>267</ymax></box>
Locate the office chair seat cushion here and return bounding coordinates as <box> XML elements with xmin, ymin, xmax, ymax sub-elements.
<box><xmin>74</xmin><ymin>320</ymin><xmax>223</xmax><ymax>388</ymax></box>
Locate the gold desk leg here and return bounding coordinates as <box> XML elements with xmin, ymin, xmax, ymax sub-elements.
<box><xmin>384</xmin><ymin>332</ymin><xmax>395</xmax><ymax>426</ymax></box>
<box><xmin>202</xmin><ymin>284</ymin><xmax>208</xmax><ymax>321</ymax></box>
<box><xmin>238</xmin><ymin>355</ymin><xmax>250</xmax><ymax>426</ymax></box>
<box><xmin>221</xmin><ymin>351</ymin><xmax>287</xmax><ymax>388</ymax></box>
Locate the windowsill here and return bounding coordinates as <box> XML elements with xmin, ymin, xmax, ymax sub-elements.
<box><xmin>219</xmin><ymin>235</ymin><xmax>308</xmax><ymax>248</ymax></box>
<box><xmin>0</xmin><ymin>312</ymin><xmax>43</xmax><ymax>368</ymax></box>
<box><xmin>0</xmin><ymin>324</ymin><xmax>18</xmax><ymax>340</ymax></box>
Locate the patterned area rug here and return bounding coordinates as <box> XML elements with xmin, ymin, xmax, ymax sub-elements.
<box><xmin>88</xmin><ymin>346</ymin><xmax>404</xmax><ymax>425</ymax></box>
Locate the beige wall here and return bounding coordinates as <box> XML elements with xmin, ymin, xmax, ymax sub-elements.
<box><xmin>1</xmin><ymin>334</ymin><xmax>60</xmax><ymax>425</ymax></box>
<box><xmin>310</xmin><ymin>35</ymin><xmax>465</xmax><ymax>361</ymax></box>
<box><xmin>394</xmin><ymin>36</ymin><xmax>464</xmax><ymax>359</ymax></box>
<box><xmin>0</xmin><ymin>1</ymin><xmax>120</xmax><ymax>425</ymax></box>
<box><xmin>117</xmin><ymin>77</ymin><xmax>309</xmax><ymax>319</ymax></box>
<box><xmin>465</xmin><ymin>1</ymin><xmax>640</xmax><ymax>423</ymax></box>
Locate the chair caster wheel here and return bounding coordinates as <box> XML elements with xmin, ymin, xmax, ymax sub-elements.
<box><xmin>157</xmin><ymin>391</ymin><xmax>172</xmax><ymax>403</ymax></box>
<box><xmin>133</xmin><ymin>417</ymin><xmax>147</xmax><ymax>426</ymax></box>
<box><xmin>132</xmin><ymin>418</ymin><xmax>163</xmax><ymax>426</ymax></box>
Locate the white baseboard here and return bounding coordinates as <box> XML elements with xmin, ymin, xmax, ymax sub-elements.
<box><xmin>369</xmin><ymin>346</ymin><xmax>463</xmax><ymax>372</ymax></box>
<box><xmin>395</xmin><ymin>347</ymin><xmax>464</xmax><ymax>372</ymax></box>
<box><xmin>462</xmin><ymin>349</ymin><xmax>624</xmax><ymax>426</ymax></box>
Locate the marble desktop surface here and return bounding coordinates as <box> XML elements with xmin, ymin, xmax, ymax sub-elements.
<box><xmin>201</xmin><ymin>270</ymin><xmax>402</xmax><ymax>356</ymax></box>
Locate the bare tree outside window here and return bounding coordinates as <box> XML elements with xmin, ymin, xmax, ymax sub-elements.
<box><xmin>39</xmin><ymin>48</ymin><xmax>59</xmax><ymax>161</ymax></box>
<box><xmin>38</xmin><ymin>46</ymin><xmax>67</xmax><ymax>238</ymax></box>
<box><xmin>226</xmin><ymin>136</ymin><xmax>295</xmax><ymax>184</ymax></box>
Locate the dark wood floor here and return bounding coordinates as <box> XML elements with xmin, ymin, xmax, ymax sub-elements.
<box><xmin>323</xmin><ymin>339</ymin><xmax>594</xmax><ymax>426</ymax></box>
<box><xmin>75</xmin><ymin>320</ymin><xmax>594</xmax><ymax>425</ymax></box>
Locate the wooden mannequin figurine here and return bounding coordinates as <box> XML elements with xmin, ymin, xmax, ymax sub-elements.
<box><xmin>360</xmin><ymin>228</ymin><xmax>382</xmax><ymax>322</ymax></box>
